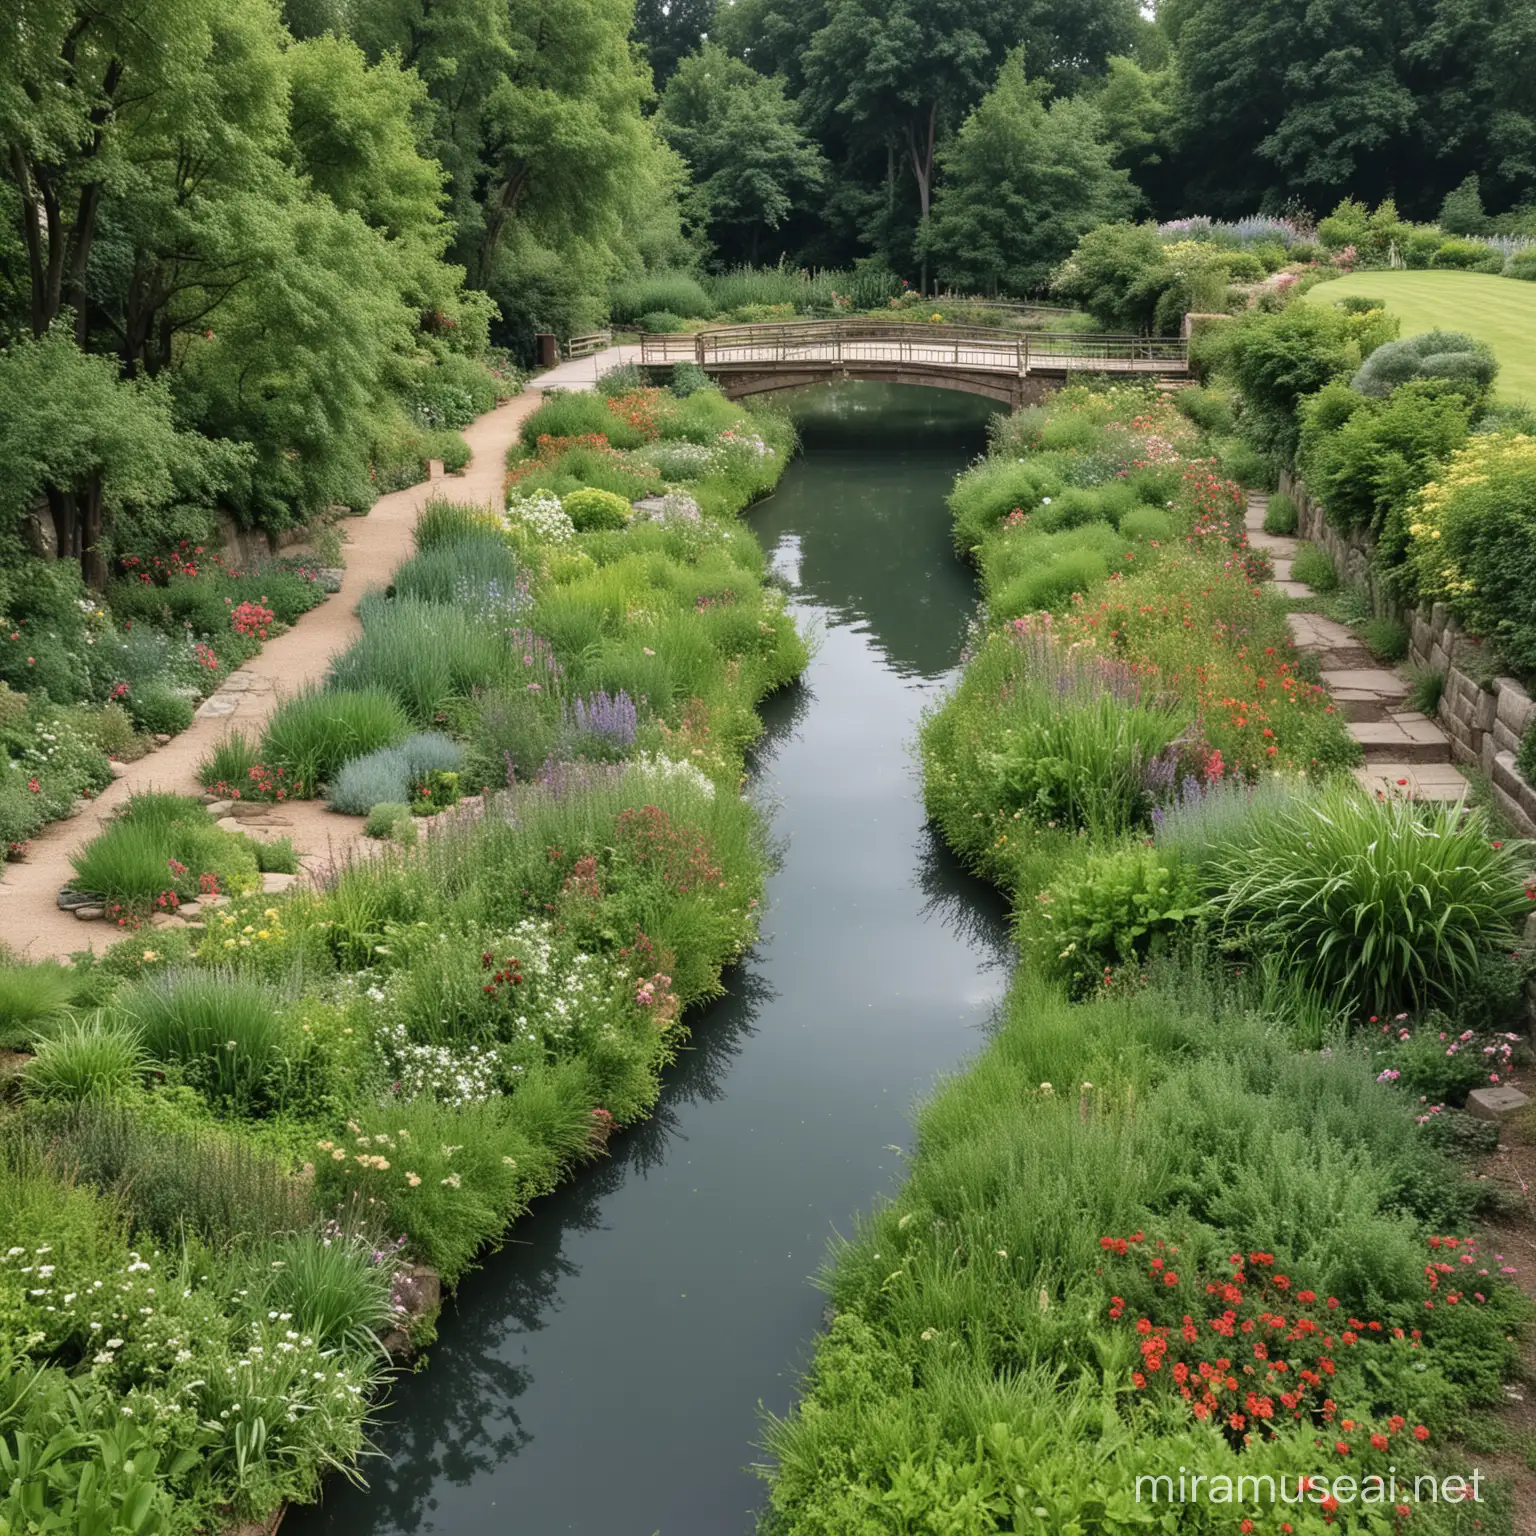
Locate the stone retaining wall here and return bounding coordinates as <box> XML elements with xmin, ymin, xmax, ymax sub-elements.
<box><xmin>1279</xmin><ymin>469</ymin><xmax>1536</xmax><ymax>835</ymax></box>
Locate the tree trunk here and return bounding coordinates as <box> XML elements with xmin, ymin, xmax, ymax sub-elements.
<box><xmin>904</xmin><ymin>104</ymin><xmax>938</xmax><ymax>296</ymax></box>
<box><xmin>80</xmin><ymin>478</ymin><xmax>107</xmax><ymax>590</ymax></box>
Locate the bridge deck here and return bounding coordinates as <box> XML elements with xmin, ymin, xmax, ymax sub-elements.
<box><xmin>640</xmin><ymin>320</ymin><xmax>1188</xmax><ymax>378</ymax></box>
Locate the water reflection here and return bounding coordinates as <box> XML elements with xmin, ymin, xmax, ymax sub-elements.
<box><xmin>289</xmin><ymin>384</ymin><xmax>1010</xmax><ymax>1536</ymax></box>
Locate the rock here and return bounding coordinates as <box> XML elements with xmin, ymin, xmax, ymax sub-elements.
<box><xmin>178</xmin><ymin>900</ymin><xmax>202</xmax><ymax>918</ymax></box>
<box><xmin>230</xmin><ymin>801</ymin><xmax>271</xmax><ymax>820</ymax></box>
<box><xmin>201</xmin><ymin>894</ymin><xmax>230</xmax><ymax>908</ymax></box>
<box><xmin>1467</xmin><ymin>1085</ymin><xmax>1531</xmax><ymax>1121</ymax></box>
<box><xmin>109</xmin><ymin>761</ymin><xmax>130</xmax><ymax>778</ymax></box>
<box><xmin>73</xmin><ymin>905</ymin><xmax>105</xmax><ymax>921</ymax></box>
<box><xmin>195</xmin><ymin>696</ymin><xmax>238</xmax><ymax>719</ymax></box>
<box><xmin>58</xmin><ymin>889</ymin><xmax>103</xmax><ymax>911</ymax></box>
<box><xmin>153</xmin><ymin>733</ymin><xmax>172</xmax><ymax>746</ymax></box>
<box><xmin>261</xmin><ymin>872</ymin><xmax>298</xmax><ymax>894</ymax></box>
<box><xmin>205</xmin><ymin>799</ymin><xmax>234</xmax><ymax>818</ymax></box>
<box><xmin>215</xmin><ymin>817</ymin><xmax>242</xmax><ymax>832</ymax></box>
<box><xmin>149</xmin><ymin>913</ymin><xmax>186</xmax><ymax>930</ymax></box>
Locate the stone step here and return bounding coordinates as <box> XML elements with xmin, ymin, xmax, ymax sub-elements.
<box><xmin>1271</xmin><ymin>558</ymin><xmax>1293</xmax><ymax>582</ymax></box>
<box><xmin>1353</xmin><ymin>763</ymin><xmax>1470</xmax><ymax>803</ymax></box>
<box><xmin>1349</xmin><ymin>715</ymin><xmax>1452</xmax><ymax>763</ymax></box>
<box><xmin>1274</xmin><ymin>580</ymin><xmax>1314</xmax><ymax>599</ymax></box>
<box><xmin>1319</xmin><ymin>667</ymin><xmax>1410</xmax><ymax>698</ymax></box>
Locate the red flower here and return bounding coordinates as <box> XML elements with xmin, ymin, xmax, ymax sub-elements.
<box><xmin>1412</xmin><ymin>1424</ymin><xmax>1429</xmax><ymax>1441</ymax></box>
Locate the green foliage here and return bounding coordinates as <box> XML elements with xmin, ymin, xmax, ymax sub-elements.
<box><xmin>1431</xmin><ymin>238</ymin><xmax>1505</xmax><ymax>272</ymax></box>
<box><xmin>1408</xmin><ymin>667</ymin><xmax>1446</xmax><ymax>716</ymax></box>
<box><xmin>255</xmin><ymin>1229</ymin><xmax>395</xmax><ymax>1353</ymax></box>
<box><xmin>197</xmin><ymin>730</ymin><xmax>261</xmax><ymax>796</ymax></box>
<box><xmin>1050</xmin><ymin>222</ymin><xmax>1171</xmax><ymax>331</ymax></box>
<box><xmin>1262</xmin><ymin>491</ymin><xmax>1297</xmax><ymax>535</ymax></box>
<box><xmin>562</xmin><ymin>488</ymin><xmax>632</xmax><ymax>532</ymax></box>
<box><xmin>1288</xmin><ymin>542</ymin><xmax>1338</xmax><ymax>592</ymax></box>
<box><xmin>1022</xmin><ymin>843</ymin><xmax>1206</xmax><ymax>992</ymax></box>
<box><xmin>127</xmin><ymin>685</ymin><xmax>195</xmax><ymax>737</ymax></box>
<box><xmin>392</xmin><ymin>533</ymin><xmax>522</xmax><ymax>607</ymax></box>
<box><xmin>608</xmin><ymin>273</ymin><xmax>713</xmax><ymax>323</ymax></box>
<box><xmin>363</xmin><ymin>802</ymin><xmax>416</xmax><ymax>841</ymax></box>
<box><xmin>1215</xmin><ymin>787</ymin><xmax>1530</xmax><ymax>1016</ymax></box>
<box><xmin>1361</xmin><ymin>615</ymin><xmax>1409</xmax><ymax>662</ymax></box>
<box><xmin>668</xmin><ymin>360</ymin><xmax>713</xmax><ymax>397</ymax></box>
<box><xmin>636</xmin><ymin>310</ymin><xmax>686</xmax><ymax>334</ymax></box>
<box><xmin>412</xmin><ymin>499</ymin><xmax>494</xmax><ymax>554</ymax></box>
<box><xmin>1353</xmin><ymin>329</ymin><xmax>1499</xmax><ymax>403</ymax></box>
<box><xmin>258</xmin><ymin>686</ymin><xmax>410</xmax><ymax>791</ymax></box>
<box><xmin>0</xmin><ymin>963</ymin><xmax>85</xmax><ymax>1050</ymax></box>
<box><xmin>658</xmin><ymin>44</ymin><xmax>825</xmax><ymax>263</ymax></box>
<box><xmin>927</xmin><ymin>51</ymin><xmax>1135</xmax><ymax>296</ymax></box>
<box><xmin>69</xmin><ymin>804</ymin><xmax>259</xmax><ymax>909</ymax></box>
<box><xmin>22</xmin><ymin>1016</ymin><xmax>146</xmax><ymax>1104</ymax></box>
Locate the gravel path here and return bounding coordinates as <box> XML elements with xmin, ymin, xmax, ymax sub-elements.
<box><xmin>0</xmin><ymin>358</ymin><xmax>627</xmax><ymax>963</ymax></box>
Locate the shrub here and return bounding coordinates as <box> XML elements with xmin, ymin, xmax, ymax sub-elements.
<box><xmin>1430</xmin><ymin>238</ymin><xmax>1504</xmax><ymax>272</ymax></box>
<box><xmin>609</xmin><ymin>272</ymin><xmax>712</xmax><ymax>322</ymax></box>
<box><xmin>255</xmin><ymin>1229</ymin><xmax>396</xmax><ymax>1353</ymax></box>
<box><xmin>1022</xmin><ymin>844</ymin><xmax>1206</xmax><ymax>993</ymax></box>
<box><xmin>1263</xmin><ymin>492</ymin><xmax>1297</xmax><ymax>535</ymax></box>
<box><xmin>125</xmin><ymin>971</ymin><xmax>287</xmax><ymax>1116</ymax></box>
<box><xmin>1289</xmin><ymin>542</ymin><xmax>1338</xmax><ymax>592</ymax></box>
<box><xmin>1352</xmin><ymin>330</ymin><xmax>1498</xmax><ymax>403</ymax></box>
<box><xmin>197</xmin><ymin>728</ymin><xmax>262</xmax><ymax>795</ymax></box>
<box><xmin>637</xmin><ymin>310</ymin><xmax>685</xmax><ymax>334</ymax></box>
<box><xmin>562</xmin><ymin>487</ymin><xmax>632</xmax><ymax>532</ymax></box>
<box><xmin>69</xmin><ymin>813</ymin><xmax>259</xmax><ymax>909</ymax></box>
<box><xmin>1404</xmin><ymin>434</ymin><xmax>1536</xmax><ymax>671</ymax></box>
<box><xmin>1118</xmin><ymin>506</ymin><xmax>1173</xmax><ymax>541</ymax></box>
<box><xmin>22</xmin><ymin>1015</ymin><xmax>145</xmax><ymax>1102</ymax></box>
<box><xmin>259</xmin><ymin>685</ymin><xmax>411</xmax><ymax>790</ymax></box>
<box><xmin>1215</xmin><ymin>786</ymin><xmax>1530</xmax><ymax>1016</ymax></box>
<box><xmin>992</xmin><ymin>548</ymin><xmax>1110</xmax><ymax>618</ymax></box>
<box><xmin>1508</xmin><ymin>249</ymin><xmax>1536</xmax><ymax>281</ymax></box>
<box><xmin>669</xmin><ymin>361</ymin><xmax>713</xmax><ymax>397</ymax></box>
<box><xmin>412</xmin><ymin>498</ymin><xmax>494</xmax><ymax>552</ymax></box>
<box><xmin>328</xmin><ymin>746</ymin><xmax>410</xmax><ymax>815</ymax></box>
<box><xmin>1408</xmin><ymin>668</ymin><xmax>1445</xmax><ymax>716</ymax></box>
<box><xmin>1051</xmin><ymin>222</ymin><xmax>1171</xmax><ymax>332</ymax></box>
<box><xmin>363</xmin><ymin>802</ymin><xmax>415</xmax><ymax>840</ymax></box>
<box><xmin>129</xmin><ymin>684</ymin><xmax>195</xmax><ymax>736</ymax></box>
<box><xmin>1361</xmin><ymin>616</ymin><xmax>1409</xmax><ymax>662</ymax></box>
<box><xmin>0</xmin><ymin>962</ymin><xmax>84</xmax><ymax>1050</ymax></box>
<box><xmin>392</xmin><ymin>533</ymin><xmax>524</xmax><ymax>608</ymax></box>
<box><xmin>1173</xmin><ymin>385</ymin><xmax>1235</xmax><ymax>436</ymax></box>
<box><xmin>593</xmin><ymin>361</ymin><xmax>644</xmax><ymax>397</ymax></box>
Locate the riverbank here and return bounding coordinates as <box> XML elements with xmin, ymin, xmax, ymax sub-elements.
<box><xmin>761</xmin><ymin>383</ymin><xmax>1535</xmax><ymax>1533</ymax></box>
<box><xmin>0</xmin><ymin>367</ymin><xmax>805</xmax><ymax>1531</ymax></box>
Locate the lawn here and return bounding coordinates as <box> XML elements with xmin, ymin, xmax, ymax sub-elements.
<box><xmin>1304</xmin><ymin>269</ymin><xmax>1536</xmax><ymax>401</ymax></box>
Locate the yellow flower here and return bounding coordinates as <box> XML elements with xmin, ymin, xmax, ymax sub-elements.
<box><xmin>405</xmin><ymin>1172</ymin><xmax>422</xmax><ymax>1187</ymax></box>
<box><xmin>141</xmin><ymin>950</ymin><xmax>159</xmax><ymax>963</ymax></box>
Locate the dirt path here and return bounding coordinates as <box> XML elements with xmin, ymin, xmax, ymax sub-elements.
<box><xmin>0</xmin><ymin>358</ymin><xmax>630</xmax><ymax>963</ymax></box>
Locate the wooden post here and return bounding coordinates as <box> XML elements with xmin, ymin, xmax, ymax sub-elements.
<box><xmin>695</xmin><ymin>333</ymin><xmax>706</xmax><ymax>367</ymax></box>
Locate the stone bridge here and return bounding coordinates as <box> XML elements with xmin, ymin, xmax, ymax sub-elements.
<box><xmin>639</xmin><ymin>320</ymin><xmax>1189</xmax><ymax>408</ymax></box>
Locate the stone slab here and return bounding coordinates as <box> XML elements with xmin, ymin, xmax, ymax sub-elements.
<box><xmin>1467</xmin><ymin>1085</ymin><xmax>1530</xmax><ymax>1121</ymax></box>
<box><xmin>1352</xmin><ymin>764</ymin><xmax>1469</xmax><ymax>803</ymax></box>
<box><xmin>1320</xmin><ymin>668</ymin><xmax>1409</xmax><ymax>695</ymax></box>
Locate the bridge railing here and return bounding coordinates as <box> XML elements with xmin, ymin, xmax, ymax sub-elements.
<box><xmin>639</xmin><ymin>321</ymin><xmax>1187</xmax><ymax>372</ymax></box>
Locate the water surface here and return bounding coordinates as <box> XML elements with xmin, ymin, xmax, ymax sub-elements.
<box><xmin>291</xmin><ymin>383</ymin><xmax>1011</xmax><ymax>1536</ymax></box>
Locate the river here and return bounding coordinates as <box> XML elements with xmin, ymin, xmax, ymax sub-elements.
<box><xmin>287</xmin><ymin>382</ymin><xmax>1012</xmax><ymax>1536</ymax></box>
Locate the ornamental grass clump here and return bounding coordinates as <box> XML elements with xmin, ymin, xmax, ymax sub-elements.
<box><xmin>124</xmin><ymin>971</ymin><xmax>288</xmax><ymax>1117</ymax></box>
<box><xmin>254</xmin><ymin>1228</ymin><xmax>398</xmax><ymax>1354</ymax></box>
<box><xmin>259</xmin><ymin>685</ymin><xmax>410</xmax><ymax>791</ymax></box>
<box><xmin>1214</xmin><ymin>785</ymin><xmax>1530</xmax><ymax>1016</ymax></box>
<box><xmin>0</xmin><ymin>960</ymin><xmax>85</xmax><ymax>1049</ymax></box>
<box><xmin>392</xmin><ymin>533</ymin><xmax>525</xmax><ymax>608</ymax></box>
<box><xmin>22</xmin><ymin>1015</ymin><xmax>146</xmax><ymax>1103</ymax></box>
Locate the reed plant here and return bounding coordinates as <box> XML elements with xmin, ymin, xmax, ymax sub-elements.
<box><xmin>259</xmin><ymin>685</ymin><xmax>410</xmax><ymax>790</ymax></box>
<box><xmin>22</xmin><ymin>1015</ymin><xmax>146</xmax><ymax>1102</ymax></box>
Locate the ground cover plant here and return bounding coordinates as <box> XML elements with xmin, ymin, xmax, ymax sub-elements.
<box><xmin>760</xmin><ymin>381</ymin><xmax>1534</xmax><ymax>1533</ymax></box>
<box><xmin>11</xmin><ymin>371</ymin><xmax>807</xmax><ymax>1531</ymax></box>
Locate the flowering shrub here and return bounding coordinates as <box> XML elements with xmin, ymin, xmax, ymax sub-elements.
<box><xmin>380</xmin><ymin>1020</ymin><xmax>502</xmax><ymax>1106</ymax></box>
<box><xmin>628</xmin><ymin>751</ymin><xmax>716</xmax><ymax>800</ymax></box>
<box><xmin>1371</xmin><ymin>1013</ymin><xmax>1522</xmax><ymax>1106</ymax></box>
<box><xmin>230</xmin><ymin>600</ymin><xmax>276</xmax><ymax>639</ymax></box>
<box><xmin>503</xmin><ymin>489</ymin><xmax>574</xmax><ymax>544</ymax></box>
<box><xmin>562</xmin><ymin>486</ymin><xmax>632</xmax><ymax>532</ymax></box>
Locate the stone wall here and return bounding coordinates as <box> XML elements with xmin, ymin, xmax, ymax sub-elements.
<box><xmin>1280</xmin><ymin>469</ymin><xmax>1536</xmax><ymax>835</ymax></box>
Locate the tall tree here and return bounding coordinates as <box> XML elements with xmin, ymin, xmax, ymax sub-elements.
<box><xmin>926</xmin><ymin>51</ymin><xmax>1135</xmax><ymax>296</ymax></box>
<box><xmin>635</xmin><ymin>0</ymin><xmax>718</xmax><ymax>88</ymax></box>
<box><xmin>659</xmin><ymin>43</ymin><xmax>823</xmax><ymax>261</ymax></box>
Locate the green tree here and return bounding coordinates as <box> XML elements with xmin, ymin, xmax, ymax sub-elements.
<box><xmin>635</xmin><ymin>0</ymin><xmax>718</xmax><ymax>88</ymax></box>
<box><xmin>659</xmin><ymin>43</ymin><xmax>824</xmax><ymax>262</ymax></box>
<box><xmin>926</xmin><ymin>52</ymin><xmax>1134</xmax><ymax>296</ymax></box>
<box><xmin>0</xmin><ymin>328</ymin><xmax>243</xmax><ymax>584</ymax></box>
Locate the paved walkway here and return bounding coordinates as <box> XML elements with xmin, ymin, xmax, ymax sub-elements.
<box><xmin>1247</xmin><ymin>492</ymin><xmax>1469</xmax><ymax>804</ymax></box>
<box><xmin>1</xmin><ymin>351</ymin><xmax>638</xmax><ymax>962</ymax></box>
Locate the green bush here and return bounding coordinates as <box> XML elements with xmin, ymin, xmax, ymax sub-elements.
<box><xmin>1352</xmin><ymin>329</ymin><xmax>1498</xmax><ymax>403</ymax></box>
<box><xmin>363</xmin><ymin>801</ymin><xmax>415</xmax><ymax>840</ymax></box>
<box><xmin>259</xmin><ymin>685</ymin><xmax>411</xmax><ymax>790</ymax></box>
<box><xmin>0</xmin><ymin>962</ymin><xmax>85</xmax><ymax>1050</ymax></box>
<box><xmin>669</xmin><ymin>360</ymin><xmax>713</xmax><ymax>397</ymax></box>
<box><xmin>125</xmin><ymin>971</ymin><xmax>288</xmax><ymax>1117</ymax></box>
<box><xmin>255</xmin><ymin>1229</ymin><xmax>397</xmax><ymax>1353</ymax></box>
<box><xmin>1289</xmin><ymin>542</ymin><xmax>1338</xmax><ymax>592</ymax></box>
<box><xmin>1507</xmin><ymin>249</ymin><xmax>1536</xmax><ymax>281</ymax></box>
<box><xmin>412</xmin><ymin>498</ymin><xmax>492</xmax><ymax>553</ymax></box>
<box><xmin>1022</xmin><ymin>844</ymin><xmax>1206</xmax><ymax>993</ymax></box>
<box><xmin>197</xmin><ymin>728</ymin><xmax>262</xmax><ymax>796</ymax></box>
<box><xmin>609</xmin><ymin>272</ymin><xmax>712</xmax><ymax>322</ymax></box>
<box><xmin>69</xmin><ymin>809</ymin><xmax>259</xmax><ymax>908</ymax></box>
<box><xmin>1215</xmin><ymin>786</ymin><xmax>1530</xmax><ymax>1016</ymax></box>
<box><xmin>1430</xmin><ymin>238</ymin><xmax>1504</xmax><ymax>272</ymax></box>
<box><xmin>1361</xmin><ymin>615</ymin><xmax>1409</xmax><ymax>662</ymax></box>
<box><xmin>1408</xmin><ymin>667</ymin><xmax>1445</xmax><ymax>716</ymax></box>
<box><xmin>129</xmin><ymin>683</ymin><xmax>195</xmax><ymax>736</ymax></box>
<box><xmin>637</xmin><ymin>310</ymin><xmax>686</xmax><ymax>334</ymax></box>
<box><xmin>22</xmin><ymin>1015</ymin><xmax>146</xmax><ymax>1103</ymax></box>
<box><xmin>1173</xmin><ymin>385</ymin><xmax>1235</xmax><ymax>436</ymax></box>
<box><xmin>1262</xmin><ymin>491</ymin><xmax>1297</xmax><ymax>535</ymax></box>
<box><xmin>1118</xmin><ymin>506</ymin><xmax>1172</xmax><ymax>541</ymax></box>
<box><xmin>391</xmin><ymin>533</ymin><xmax>523</xmax><ymax>607</ymax></box>
<box><xmin>253</xmin><ymin>835</ymin><xmax>298</xmax><ymax>873</ymax></box>
<box><xmin>991</xmin><ymin>548</ymin><xmax>1109</xmax><ymax>618</ymax></box>
<box><xmin>562</xmin><ymin>487</ymin><xmax>632</xmax><ymax>532</ymax></box>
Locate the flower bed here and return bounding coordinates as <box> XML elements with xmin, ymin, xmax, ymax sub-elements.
<box><xmin>0</xmin><ymin>376</ymin><xmax>804</xmax><ymax>1530</ymax></box>
<box><xmin>760</xmin><ymin>383</ymin><xmax>1533</xmax><ymax>1533</ymax></box>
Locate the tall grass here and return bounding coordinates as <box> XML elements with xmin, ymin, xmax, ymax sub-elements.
<box><xmin>609</xmin><ymin>272</ymin><xmax>713</xmax><ymax>322</ymax></box>
<box><xmin>259</xmin><ymin>685</ymin><xmax>410</xmax><ymax>790</ymax></box>
<box><xmin>412</xmin><ymin>498</ymin><xmax>491</xmax><ymax>552</ymax></box>
<box><xmin>391</xmin><ymin>534</ymin><xmax>524</xmax><ymax>608</ymax></box>
<box><xmin>124</xmin><ymin>971</ymin><xmax>287</xmax><ymax>1116</ymax></box>
<box><xmin>0</xmin><ymin>961</ymin><xmax>85</xmax><ymax>1049</ymax></box>
<box><xmin>255</xmin><ymin>1229</ymin><xmax>397</xmax><ymax>1353</ymax></box>
<box><xmin>22</xmin><ymin>1015</ymin><xmax>146</xmax><ymax>1102</ymax></box>
<box><xmin>702</xmin><ymin>261</ymin><xmax>901</xmax><ymax>313</ymax></box>
<box><xmin>327</xmin><ymin>597</ymin><xmax>510</xmax><ymax>727</ymax></box>
<box><xmin>1215</xmin><ymin>785</ymin><xmax>1530</xmax><ymax>1015</ymax></box>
